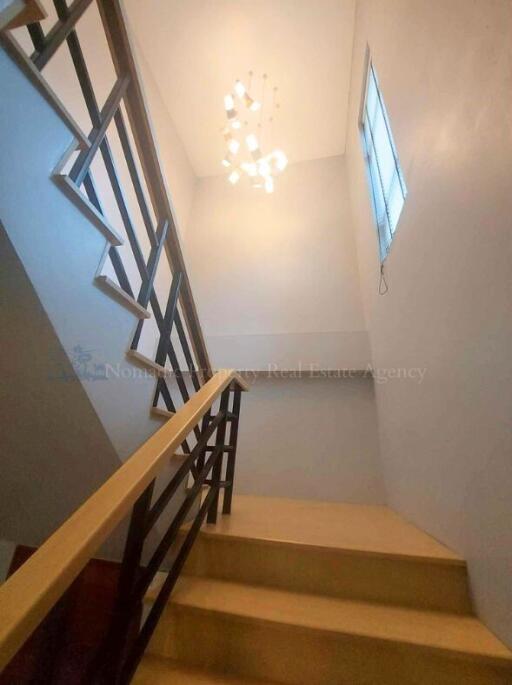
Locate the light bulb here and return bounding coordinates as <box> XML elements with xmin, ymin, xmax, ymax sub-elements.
<box><xmin>265</xmin><ymin>176</ymin><xmax>274</xmax><ymax>194</ymax></box>
<box><xmin>231</xmin><ymin>119</ymin><xmax>242</xmax><ymax>130</ymax></box>
<box><xmin>228</xmin><ymin>169</ymin><xmax>241</xmax><ymax>184</ymax></box>
<box><xmin>242</xmin><ymin>162</ymin><xmax>258</xmax><ymax>177</ymax></box>
<box><xmin>224</xmin><ymin>94</ymin><xmax>237</xmax><ymax>120</ymax></box>
<box><xmin>224</xmin><ymin>94</ymin><xmax>235</xmax><ymax>111</ymax></box>
<box><xmin>221</xmin><ymin>155</ymin><xmax>232</xmax><ymax>167</ymax></box>
<box><xmin>234</xmin><ymin>80</ymin><xmax>246</xmax><ymax>98</ymax></box>
<box><xmin>246</xmin><ymin>134</ymin><xmax>258</xmax><ymax>152</ymax></box>
<box><xmin>274</xmin><ymin>149</ymin><xmax>288</xmax><ymax>172</ymax></box>
<box><xmin>228</xmin><ymin>139</ymin><xmax>240</xmax><ymax>155</ymax></box>
<box><xmin>258</xmin><ymin>158</ymin><xmax>271</xmax><ymax>177</ymax></box>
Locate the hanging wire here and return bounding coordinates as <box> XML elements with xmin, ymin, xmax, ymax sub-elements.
<box><xmin>379</xmin><ymin>262</ymin><xmax>389</xmax><ymax>295</ymax></box>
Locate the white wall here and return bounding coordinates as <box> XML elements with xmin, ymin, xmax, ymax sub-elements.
<box><xmin>346</xmin><ymin>0</ymin><xmax>512</xmax><ymax>646</ymax></box>
<box><xmin>129</xmin><ymin>34</ymin><xmax>197</xmax><ymax>240</ymax></box>
<box><xmin>183</xmin><ymin>155</ymin><xmax>383</xmax><ymax>505</ymax></box>
<box><xmin>237</xmin><ymin>375</ymin><xmax>384</xmax><ymax>504</ymax></box>
<box><xmin>185</xmin><ymin>155</ymin><xmax>370</xmax><ymax>371</ymax></box>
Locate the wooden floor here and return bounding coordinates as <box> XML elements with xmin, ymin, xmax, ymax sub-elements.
<box><xmin>198</xmin><ymin>494</ymin><xmax>463</xmax><ymax>562</ymax></box>
<box><xmin>135</xmin><ymin>495</ymin><xmax>512</xmax><ymax>685</ymax></box>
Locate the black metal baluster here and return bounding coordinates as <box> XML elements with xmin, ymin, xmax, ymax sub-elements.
<box><xmin>175</xmin><ymin>310</ymin><xmax>201</xmax><ymax>391</ymax></box>
<box><xmin>150</xmin><ymin>290</ymin><xmax>202</xmax><ymax>441</ymax></box>
<box><xmin>54</xmin><ymin>7</ymin><xmax>136</xmax><ymax>303</ymax></box>
<box><xmin>90</xmin><ymin>481</ymin><xmax>155</xmax><ymax>684</ymax></box>
<box><xmin>196</xmin><ymin>409</ymin><xmax>212</xmax><ymax>471</ymax></box>
<box><xmin>27</xmin><ymin>22</ymin><xmax>46</xmax><ymax>53</ymax></box>
<box><xmin>207</xmin><ymin>389</ymin><xmax>230</xmax><ymax>524</ymax></box>
<box><xmin>223</xmin><ymin>387</ymin><xmax>242</xmax><ymax>515</ymax></box>
<box><xmin>144</xmin><ymin>412</ymin><xmax>224</xmax><ymax>533</ymax></box>
<box><xmin>69</xmin><ymin>76</ymin><xmax>130</xmax><ymax>187</ymax></box>
<box><xmin>153</xmin><ymin>378</ymin><xmax>192</xmax><ymax>456</ymax></box>
<box><xmin>151</xmin><ymin>271</ymin><xmax>202</xmax><ymax>437</ymax></box>
<box><xmin>120</xmin><ymin>485</ymin><xmax>218</xmax><ymax>685</ymax></box>
<box><xmin>131</xmin><ymin>219</ymin><xmax>169</xmax><ymax>350</ymax></box>
<box><xmin>81</xmin><ymin>173</ymin><xmax>134</xmax><ymax>297</ymax></box>
<box><xmin>53</xmin><ymin>0</ymin><xmax>99</xmax><ymax>122</ymax></box>
<box><xmin>154</xmin><ymin>271</ymin><xmax>181</xmax><ymax>367</ymax></box>
<box><xmin>33</xmin><ymin>0</ymin><xmax>93</xmax><ymax>70</ymax></box>
<box><xmin>114</xmin><ymin>108</ymin><xmax>157</xmax><ymax>248</ymax></box>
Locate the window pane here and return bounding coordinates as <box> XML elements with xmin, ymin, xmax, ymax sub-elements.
<box><xmin>372</xmin><ymin>107</ymin><xmax>396</xmax><ymax>193</ymax></box>
<box><xmin>360</xmin><ymin>61</ymin><xmax>407</xmax><ymax>261</ymax></box>
<box><xmin>387</xmin><ymin>173</ymin><xmax>405</xmax><ymax>236</ymax></box>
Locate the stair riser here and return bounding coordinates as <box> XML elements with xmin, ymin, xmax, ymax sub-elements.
<box><xmin>149</xmin><ymin>606</ymin><xmax>511</xmax><ymax>685</ymax></box>
<box><xmin>183</xmin><ymin>535</ymin><xmax>472</xmax><ymax>614</ymax></box>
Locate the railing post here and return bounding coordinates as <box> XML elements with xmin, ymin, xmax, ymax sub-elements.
<box><xmin>223</xmin><ymin>385</ymin><xmax>242</xmax><ymax>515</ymax></box>
<box><xmin>207</xmin><ymin>389</ymin><xmax>230</xmax><ymax>524</ymax></box>
<box><xmin>92</xmin><ymin>481</ymin><xmax>155</xmax><ymax>684</ymax></box>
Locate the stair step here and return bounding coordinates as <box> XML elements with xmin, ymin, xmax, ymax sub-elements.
<box><xmin>134</xmin><ymin>655</ymin><xmax>277</xmax><ymax>685</ymax></box>
<box><xmin>198</xmin><ymin>495</ymin><xmax>460</xmax><ymax>561</ymax></box>
<box><xmin>95</xmin><ymin>275</ymin><xmax>151</xmax><ymax>319</ymax></box>
<box><xmin>182</xmin><ymin>495</ymin><xmax>471</xmax><ymax>613</ymax></box>
<box><xmin>126</xmin><ymin>349</ymin><xmax>170</xmax><ymax>377</ymax></box>
<box><xmin>151</xmin><ymin>406</ymin><xmax>176</xmax><ymax>420</ymax></box>
<box><xmin>148</xmin><ymin>576</ymin><xmax>512</xmax><ymax>685</ymax></box>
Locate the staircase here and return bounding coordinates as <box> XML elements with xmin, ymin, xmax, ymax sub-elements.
<box><xmin>134</xmin><ymin>495</ymin><xmax>512</xmax><ymax>685</ymax></box>
<box><xmin>1</xmin><ymin>2</ymin><xmax>512</xmax><ymax>684</ymax></box>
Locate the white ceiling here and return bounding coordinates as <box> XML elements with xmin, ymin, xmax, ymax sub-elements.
<box><xmin>125</xmin><ymin>0</ymin><xmax>355</xmax><ymax>178</ymax></box>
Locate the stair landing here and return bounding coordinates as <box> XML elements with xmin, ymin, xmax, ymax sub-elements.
<box><xmin>199</xmin><ymin>494</ymin><xmax>462</xmax><ymax>562</ymax></box>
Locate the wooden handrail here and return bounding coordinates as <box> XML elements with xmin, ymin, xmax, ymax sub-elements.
<box><xmin>0</xmin><ymin>370</ymin><xmax>248</xmax><ymax>672</ymax></box>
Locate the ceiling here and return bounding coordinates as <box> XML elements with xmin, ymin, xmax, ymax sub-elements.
<box><xmin>125</xmin><ymin>0</ymin><xmax>356</xmax><ymax>178</ymax></box>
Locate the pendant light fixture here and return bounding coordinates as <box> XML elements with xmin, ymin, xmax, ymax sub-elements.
<box><xmin>220</xmin><ymin>73</ymin><xmax>287</xmax><ymax>193</ymax></box>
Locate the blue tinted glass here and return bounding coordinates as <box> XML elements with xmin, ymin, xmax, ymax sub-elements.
<box><xmin>361</xmin><ymin>62</ymin><xmax>407</xmax><ymax>260</ymax></box>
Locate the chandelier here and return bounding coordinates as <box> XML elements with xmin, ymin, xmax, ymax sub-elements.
<box><xmin>221</xmin><ymin>72</ymin><xmax>288</xmax><ymax>193</ymax></box>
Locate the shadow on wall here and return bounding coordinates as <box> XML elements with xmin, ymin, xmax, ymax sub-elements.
<box><xmin>235</xmin><ymin>374</ymin><xmax>385</xmax><ymax>505</ymax></box>
<box><xmin>0</xmin><ymin>224</ymin><xmax>122</xmax><ymax>548</ymax></box>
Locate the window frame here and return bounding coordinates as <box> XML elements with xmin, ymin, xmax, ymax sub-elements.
<box><xmin>359</xmin><ymin>49</ymin><xmax>407</xmax><ymax>262</ymax></box>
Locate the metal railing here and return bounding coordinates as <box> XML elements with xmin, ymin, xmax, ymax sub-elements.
<box><xmin>7</xmin><ymin>0</ymin><xmax>211</xmax><ymax>395</ymax></box>
<box><xmin>0</xmin><ymin>1</ymin><xmax>248</xmax><ymax>681</ymax></box>
<box><xmin>0</xmin><ymin>371</ymin><xmax>248</xmax><ymax>682</ymax></box>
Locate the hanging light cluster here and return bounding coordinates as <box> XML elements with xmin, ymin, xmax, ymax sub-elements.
<box><xmin>221</xmin><ymin>73</ymin><xmax>288</xmax><ymax>193</ymax></box>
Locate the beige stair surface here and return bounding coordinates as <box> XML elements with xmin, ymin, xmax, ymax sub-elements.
<box><xmin>197</xmin><ymin>495</ymin><xmax>462</xmax><ymax>560</ymax></box>
<box><xmin>182</xmin><ymin>495</ymin><xmax>471</xmax><ymax>613</ymax></box>
<box><xmin>159</xmin><ymin>576</ymin><xmax>512</xmax><ymax>663</ymax></box>
<box><xmin>133</xmin><ymin>655</ymin><xmax>277</xmax><ymax>685</ymax></box>
<box><xmin>146</xmin><ymin>577</ymin><xmax>512</xmax><ymax>685</ymax></box>
<box><xmin>138</xmin><ymin>495</ymin><xmax>512</xmax><ymax>685</ymax></box>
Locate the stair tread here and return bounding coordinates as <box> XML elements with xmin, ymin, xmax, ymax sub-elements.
<box><xmin>166</xmin><ymin>576</ymin><xmax>512</xmax><ymax>665</ymax></box>
<box><xmin>134</xmin><ymin>655</ymin><xmax>276</xmax><ymax>685</ymax></box>
<box><xmin>200</xmin><ymin>495</ymin><xmax>463</xmax><ymax>564</ymax></box>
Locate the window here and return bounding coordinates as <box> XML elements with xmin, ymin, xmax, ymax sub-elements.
<box><xmin>361</xmin><ymin>59</ymin><xmax>407</xmax><ymax>261</ymax></box>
